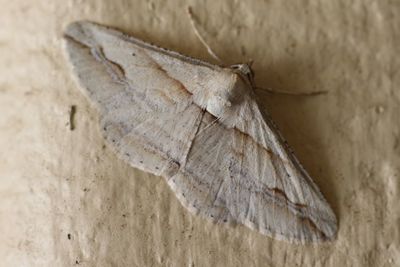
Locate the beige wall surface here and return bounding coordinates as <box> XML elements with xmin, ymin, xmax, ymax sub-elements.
<box><xmin>1</xmin><ymin>0</ymin><xmax>399</xmax><ymax>266</ymax></box>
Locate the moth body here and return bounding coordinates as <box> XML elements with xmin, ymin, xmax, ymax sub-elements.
<box><xmin>204</xmin><ymin>67</ymin><xmax>252</xmax><ymax>124</ymax></box>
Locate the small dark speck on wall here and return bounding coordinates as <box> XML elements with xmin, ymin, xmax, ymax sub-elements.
<box><xmin>69</xmin><ymin>105</ymin><xmax>77</xmax><ymax>131</ymax></box>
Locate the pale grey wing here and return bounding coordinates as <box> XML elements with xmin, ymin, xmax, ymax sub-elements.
<box><xmin>64</xmin><ymin>21</ymin><xmax>227</xmax><ymax>107</ymax></box>
<box><xmin>237</xmin><ymin>100</ymin><xmax>337</xmax><ymax>242</ymax></box>
<box><xmin>169</xmin><ymin>107</ymin><xmax>337</xmax><ymax>243</ymax></box>
<box><xmin>64</xmin><ymin>24</ymin><xmax>205</xmax><ymax>177</ymax></box>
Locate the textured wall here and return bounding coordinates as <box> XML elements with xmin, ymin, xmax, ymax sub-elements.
<box><xmin>0</xmin><ymin>0</ymin><xmax>399</xmax><ymax>266</ymax></box>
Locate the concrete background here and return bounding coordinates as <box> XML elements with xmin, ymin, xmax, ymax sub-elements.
<box><xmin>0</xmin><ymin>0</ymin><xmax>399</xmax><ymax>266</ymax></box>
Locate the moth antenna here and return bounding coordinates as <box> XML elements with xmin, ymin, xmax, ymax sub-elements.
<box><xmin>255</xmin><ymin>86</ymin><xmax>328</xmax><ymax>96</ymax></box>
<box><xmin>187</xmin><ymin>6</ymin><xmax>223</xmax><ymax>64</ymax></box>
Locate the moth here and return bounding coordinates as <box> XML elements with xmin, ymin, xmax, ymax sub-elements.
<box><xmin>63</xmin><ymin>21</ymin><xmax>337</xmax><ymax>243</ymax></box>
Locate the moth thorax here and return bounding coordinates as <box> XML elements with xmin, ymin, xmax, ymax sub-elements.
<box><xmin>206</xmin><ymin>73</ymin><xmax>245</xmax><ymax>118</ymax></box>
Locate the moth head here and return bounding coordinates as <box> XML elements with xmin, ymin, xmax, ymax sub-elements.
<box><xmin>230</xmin><ymin>62</ymin><xmax>255</xmax><ymax>86</ymax></box>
